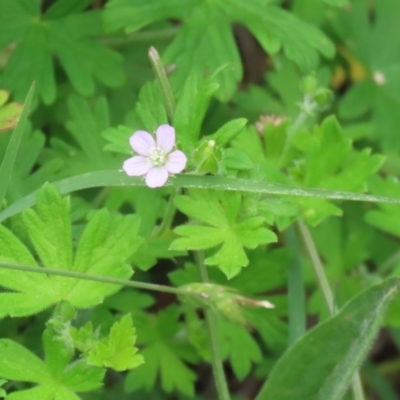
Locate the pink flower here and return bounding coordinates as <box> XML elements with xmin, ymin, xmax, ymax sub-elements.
<box><xmin>123</xmin><ymin>124</ymin><xmax>187</xmax><ymax>188</ymax></box>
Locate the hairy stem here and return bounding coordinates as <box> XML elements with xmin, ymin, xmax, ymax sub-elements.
<box><xmin>278</xmin><ymin>95</ymin><xmax>317</xmax><ymax>168</ymax></box>
<box><xmin>286</xmin><ymin>226</ymin><xmax>306</xmax><ymax>345</ymax></box>
<box><xmin>0</xmin><ymin>262</ymin><xmax>193</xmax><ymax>296</ymax></box>
<box><xmin>195</xmin><ymin>251</ymin><xmax>231</xmax><ymax>400</ymax></box>
<box><xmin>297</xmin><ymin>220</ymin><xmax>336</xmax><ymax>315</ymax></box>
<box><xmin>351</xmin><ymin>373</ymin><xmax>365</xmax><ymax>400</ymax></box>
<box><xmin>297</xmin><ymin>220</ymin><xmax>365</xmax><ymax>400</ymax></box>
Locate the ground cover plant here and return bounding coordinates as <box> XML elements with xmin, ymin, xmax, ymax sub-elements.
<box><xmin>1</xmin><ymin>0</ymin><xmax>400</xmax><ymax>399</ymax></box>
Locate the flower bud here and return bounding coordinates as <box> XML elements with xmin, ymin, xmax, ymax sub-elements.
<box><xmin>313</xmin><ymin>88</ymin><xmax>333</xmax><ymax>107</ymax></box>
<box><xmin>300</xmin><ymin>73</ymin><xmax>318</xmax><ymax>95</ymax></box>
<box><xmin>193</xmin><ymin>139</ymin><xmax>223</xmax><ymax>174</ymax></box>
<box><xmin>181</xmin><ymin>283</ymin><xmax>274</xmax><ymax>325</ymax></box>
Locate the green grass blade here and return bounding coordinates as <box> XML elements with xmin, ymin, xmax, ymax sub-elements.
<box><xmin>0</xmin><ymin>82</ymin><xmax>35</xmax><ymax>207</ymax></box>
<box><xmin>1</xmin><ymin>170</ymin><xmax>400</xmax><ymax>222</ymax></box>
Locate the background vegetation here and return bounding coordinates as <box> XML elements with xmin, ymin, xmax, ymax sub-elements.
<box><xmin>1</xmin><ymin>0</ymin><xmax>400</xmax><ymax>399</ymax></box>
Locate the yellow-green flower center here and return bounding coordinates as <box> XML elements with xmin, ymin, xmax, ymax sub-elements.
<box><xmin>149</xmin><ymin>146</ymin><xmax>167</xmax><ymax>167</ymax></box>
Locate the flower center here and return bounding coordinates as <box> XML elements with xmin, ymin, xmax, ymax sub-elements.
<box><xmin>148</xmin><ymin>146</ymin><xmax>167</xmax><ymax>167</ymax></box>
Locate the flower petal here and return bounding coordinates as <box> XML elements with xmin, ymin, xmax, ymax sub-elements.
<box><xmin>129</xmin><ymin>130</ymin><xmax>155</xmax><ymax>156</ymax></box>
<box><xmin>165</xmin><ymin>150</ymin><xmax>187</xmax><ymax>173</ymax></box>
<box><xmin>145</xmin><ymin>167</ymin><xmax>169</xmax><ymax>188</ymax></box>
<box><xmin>156</xmin><ymin>124</ymin><xmax>175</xmax><ymax>153</ymax></box>
<box><xmin>123</xmin><ymin>156</ymin><xmax>152</xmax><ymax>176</ymax></box>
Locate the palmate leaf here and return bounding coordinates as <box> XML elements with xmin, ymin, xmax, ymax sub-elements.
<box><xmin>104</xmin><ymin>0</ymin><xmax>334</xmax><ymax>101</ymax></box>
<box><xmin>218</xmin><ymin>319</ymin><xmax>262</xmax><ymax>380</ymax></box>
<box><xmin>165</xmin><ymin>0</ymin><xmax>334</xmax><ymax>101</ymax></box>
<box><xmin>173</xmin><ymin>72</ymin><xmax>220</xmax><ymax>152</ymax></box>
<box><xmin>170</xmin><ymin>190</ymin><xmax>277</xmax><ymax>278</ymax></box>
<box><xmin>49</xmin><ymin>95</ymin><xmax>119</xmax><ymax>178</ymax></box>
<box><xmin>257</xmin><ymin>115</ymin><xmax>385</xmax><ymax>225</ymax></box>
<box><xmin>72</xmin><ymin>314</ymin><xmax>144</xmax><ymax>372</ymax></box>
<box><xmin>102</xmin><ymin>81</ymin><xmax>168</xmax><ymax>156</ymax></box>
<box><xmin>0</xmin><ymin>329</ymin><xmax>104</xmax><ymax>400</ymax></box>
<box><xmin>0</xmin><ymin>184</ymin><xmax>142</xmax><ymax>317</ymax></box>
<box><xmin>0</xmin><ymin>0</ymin><xmax>124</xmax><ymax>104</ymax></box>
<box><xmin>125</xmin><ymin>305</ymin><xmax>197</xmax><ymax>397</ymax></box>
<box><xmin>292</xmin><ymin>116</ymin><xmax>384</xmax><ymax>225</ymax></box>
<box><xmin>164</xmin><ymin>3</ymin><xmax>242</xmax><ymax>102</ymax></box>
<box><xmin>223</xmin><ymin>0</ymin><xmax>334</xmax><ymax>69</ymax></box>
<box><xmin>333</xmin><ymin>0</ymin><xmax>400</xmax><ymax>150</ymax></box>
<box><xmin>104</xmin><ymin>0</ymin><xmax>199</xmax><ymax>33</ymax></box>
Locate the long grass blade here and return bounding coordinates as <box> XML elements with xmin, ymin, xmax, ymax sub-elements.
<box><xmin>1</xmin><ymin>170</ymin><xmax>399</xmax><ymax>222</ymax></box>
<box><xmin>0</xmin><ymin>82</ymin><xmax>35</xmax><ymax>207</ymax></box>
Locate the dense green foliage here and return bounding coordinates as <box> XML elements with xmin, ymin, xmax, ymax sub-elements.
<box><xmin>1</xmin><ymin>0</ymin><xmax>400</xmax><ymax>399</ymax></box>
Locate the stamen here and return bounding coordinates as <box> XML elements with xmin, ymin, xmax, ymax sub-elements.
<box><xmin>149</xmin><ymin>146</ymin><xmax>166</xmax><ymax>166</ymax></box>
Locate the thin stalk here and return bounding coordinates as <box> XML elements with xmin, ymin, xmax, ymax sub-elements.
<box><xmin>297</xmin><ymin>220</ymin><xmax>365</xmax><ymax>400</ymax></box>
<box><xmin>148</xmin><ymin>46</ymin><xmax>176</xmax><ymax>123</ymax></box>
<box><xmin>297</xmin><ymin>220</ymin><xmax>336</xmax><ymax>315</ymax></box>
<box><xmin>92</xmin><ymin>187</ymin><xmax>109</xmax><ymax>208</ymax></box>
<box><xmin>0</xmin><ymin>262</ymin><xmax>192</xmax><ymax>296</ymax></box>
<box><xmin>286</xmin><ymin>226</ymin><xmax>306</xmax><ymax>345</ymax></box>
<box><xmin>154</xmin><ymin>187</ymin><xmax>178</xmax><ymax>237</ymax></box>
<box><xmin>278</xmin><ymin>95</ymin><xmax>317</xmax><ymax>168</ymax></box>
<box><xmin>380</xmin><ymin>249</ymin><xmax>400</xmax><ymax>276</ymax></box>
<box><xmin>351</xmin><ymin>373</ymin><xmax>366</xmax><ymax>400</ymax></box>
<box><xmin>194</xmin><ymin>251</ymin><xmax>231</xmax><ymax>400</ymax></box>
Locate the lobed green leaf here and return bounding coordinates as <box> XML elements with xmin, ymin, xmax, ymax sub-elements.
<box><xmin>0</xmin><ymin>184</ymin><xmax>142</xmax><ymax>316</ymax></box>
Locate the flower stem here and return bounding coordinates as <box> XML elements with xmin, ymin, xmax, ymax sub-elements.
<box><xmin>148</xmin><ymin>46</ymin><xmax>176</xmax><ymax>123</ymax></box>
<box><xmin>351</xmin><ymin>373</ymin><xmax>366</xmax><ymax>400</ymax></box>
<box><xmin>154</xmin><ymin>187</ymin><xmax>178</xmax><ymax>237</ymax></box>
<box><xmin>194</xmin><ymin>251</ymin><xmax>231</xmax><ymax>400</ymax></box>
<box><xmin>297</xmin><ymin>220</ymin><xmax>335</xmax><ymax>315</ymax></box>
<box><xmin>0</xmin><ymin>262</ymin><xmax>192</xmax><ymax>297</ymax></box>
<box><xmin>278</xmin><ymin>95</ymin><xmax>317</xmax><ymax>168</ymax></box>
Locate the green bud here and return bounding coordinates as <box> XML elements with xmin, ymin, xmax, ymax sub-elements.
<box><xmin>193</xmin><ymin>139</ymin><xmax>223</xmax><ymax>174</ymax></box>
<box><xmin>47</xmin><ymin>301</ymin><xmax>76</xmax><ymax>336</ymax></box>
<box><xmin>180</xmin><ymin>283</ymin><xmax>274</xmax><ymax>325</ymax></box>
<box><xmin>300</xmin><ymin>73</ymin><xmax>318</xmax><ymax>95</ymax></box>
<box><xmin>56</xmin><ymin>300</ymin><xmax>77</xmax><ymax>322</ymax></box>
<box><xmin>313</xmin><ymin>88</ymin><xmax>333</xmax><ymax>107</ymax></box>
